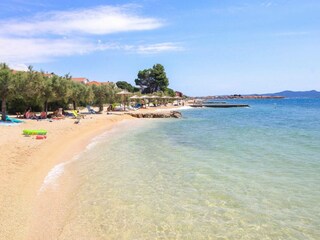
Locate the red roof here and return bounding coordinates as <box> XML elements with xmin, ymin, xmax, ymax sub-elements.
<box><xmin>87</xmin><ymin>81</ymin><xmax>101</xmax><ymax>86</ymax></box>
<box><xmin>87</xmin><ymin>81</ymin><xmax>113</xmax><ymax>86</ymax></box>
<box><xmin>71</xmin><ymin>77</ymin><xmax>88</xmax><ymax>83</ymax></box>
<box><xmin>175</xmin><ymin>91</ymin><xmax>183</xmax><ymax>97</ymax></box>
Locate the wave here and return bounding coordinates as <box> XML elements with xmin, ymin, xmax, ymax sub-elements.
<box><xmin>38</xmin><ymin>162</ymin><xmax>67</xmax><ymax>194</ymax></box>
<box><xmin>37</xmin><ymin>119</ymin><xmax>137</xmax><ymax>194</ymax></box>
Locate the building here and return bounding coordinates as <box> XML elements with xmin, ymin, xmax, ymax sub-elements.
<box><xmin>175</xmin><ymin>91</ymin><xmax>183</xmax><ymax>97</ymax></box>
<box><xmin>71</xmin><ymin>77</ymin><xmax>90</xmax><ymax>84</ymax></box>
<box><xmin>86</xmin><ymin>80</ymin><xmax>101</xmax><ymax>86</ymax></box>
<box><xmin>87</xmin><ymin>81</ymin><xmax>114</xmax><ymax>86</ymax></box>
<box><xmin>71</xmin><ymin>78</ymin><xmax>114</xmax><ymax>86</ymax></box>
<box><xmin>43</xmin><ymin>73</ymin><xmax>54</xmax><ymax>78</ymax></box>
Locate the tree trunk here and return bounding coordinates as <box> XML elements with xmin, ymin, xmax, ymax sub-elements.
<box><xmin>99</xmin><ymin>104</ymin><xmax>103</xmax><ymax>112</ymax></box>
<box><xmin>73</xmin><ymin>101</ymin><xmax>76</xmax><ymax>110</ymax></box>
<box><xmin>44</xmin><ymin>100</ymin><xmax>48</xmax><ymax>114</ymax></box>
<box><xmin>1</xmin><ymin>97</ymin><xmax>6</xmax><ymax>121</ymax></box>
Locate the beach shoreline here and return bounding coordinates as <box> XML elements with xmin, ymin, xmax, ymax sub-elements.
<box><xmin>0</xmin><ymin>106</ymin><xmax>181</xmax><ymax>239</ymax></box>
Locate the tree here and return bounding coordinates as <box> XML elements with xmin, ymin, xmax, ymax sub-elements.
<box><xmin>84</xmin><ymin>85</ymin><xmax>94</xmax><ymax>106</ymax></box>
<box><xmin>0</xmin><ymin>63</ymin><xmax>13</xmax><ymax>121</ymax></box>
<box><xmin>92</xmin><ymin>85</ymin><xmax>108</xmax><ymax>112</ymax></box>
<box><xmin>24</xmin><ymin>67</ymin><xmax>46</xmax><ymax>107</ymax></box>
<box><xmin>7</xmin><ymin>71</ymin><xmax>28</xmax><ymax>114</ymax></box>
<box><xmin>69</xmin><ymin>81</ymin><xmax>87</xmax><ymax>110</ymax></box>
<box><xmin>52</xmin><ymin>76</ymin><xmax>72</xmax><ymax>104</ymax></box>
<box><xmin>135</xmin><ymin>69</ymin><xmax>154</xmax><ymax>93</ymax></box>
<box><xmin>1</xmin><ymin>64</ymin><xmax>138</xmax><ymax>118</ymax></box>
<box><xmin>92</xmin><ymin>83</ymin><xmax>118</xmax><ymax>112</ymax></box>
<box><xmin>41</xmin><ymin>75</ymin><xmax>55</xmax><ymax>114</ymax></box>
<box><xmin>153</xmin><ymin>64</ymin><xmax>169</xmax><ymax>92</ymax></box>
<box><xmin>135</xmin><ymin>64</ymin><xmax>169</xmax><ymax>94</ymax></box>
<box><xmin>165</xmin><ymin>88</ymin><xmax>176</xmax><ymax>97</ymax></box>
<box><xmin>104</xmin><ymin>83</ymin><xmax>118</xmax><ymax>104</ymax></box>
<box><xmin>116</xmin><ymin>81</ymin><xmax>139</xmax><ymax>93</ymax></box>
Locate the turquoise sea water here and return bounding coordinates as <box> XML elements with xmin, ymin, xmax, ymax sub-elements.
<box><xmin>49</xmin><ymin>99</ymin><xmax>320</xmax><ymax>239</ymax></box>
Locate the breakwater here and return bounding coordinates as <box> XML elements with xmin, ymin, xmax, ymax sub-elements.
<box><xmin>128</xmin><ymin>111</ymin><xmax>182</xmax><ymax>118</ymax></box>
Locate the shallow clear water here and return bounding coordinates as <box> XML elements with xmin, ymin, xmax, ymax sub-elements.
<box><xmin>58</xmin><ymin>99</ymin><xmax>320</xmax><ymax>239</ymax></box>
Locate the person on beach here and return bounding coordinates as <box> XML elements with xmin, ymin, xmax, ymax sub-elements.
<box><xmin>23</xmin><ymin>106</ymin><xmax>32</xmax><ymax>118</ymax></box>
<box><xmin>24</xmin><ymin>110</ymin><xmax>31</xmax><ymax>119</ymax></box>
<box><xmin>40</xmin><ymin>111</ymin><xmax>47</xmax><ymax>119</ymax></box>
<box><xmin>24</xmin><ymin>108</ymin><xmax>38</xmax><ymax>119</ymax></box>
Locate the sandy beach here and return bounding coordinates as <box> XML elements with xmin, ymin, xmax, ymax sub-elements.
<box><xmin>0</xmin><ymin>112</ymin><xmax>128</xmax><ymax>239</ymax></box>
<box><xmin>0</xmin><ymin>106</ymin><xmax>181</xmax><ymax>240</ymax></box>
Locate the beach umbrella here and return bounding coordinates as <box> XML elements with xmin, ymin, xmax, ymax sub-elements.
<box><xmin>160</xmin><ymin>95</ymin><xmax>170</xmax><ymax>105</ymax></box>
<box><xmin>149</xmin><ymin>95</ymin><xmax>159</xmax><ymax>106</ymax></box>
<box><xmin>139</xmin><ymin>95</ymin><xmax>149</xmax><ymax>108</ymax></box>
<box><xmin>130</xmin><ymin>95</ymin><xmax>140</xmax><ymax>99</ymax></box>
<box><xmin>117</xmin><ymin>90</ymin><xmax>131</xmax><ymax>95</ymax></box>
<box><xmin>129</xmin><ymin>95</ymin><xmax>140</xmax><ymax>107</ymax></box>
<box><xmin>116</xmin><ymin>90</ymin><xmax>132</xmax><ymax>111</ymax></box>
<box><xmin>171</xmin><ymin>96</ymin><xmax>181</xmax><ymax>106</ymax></box>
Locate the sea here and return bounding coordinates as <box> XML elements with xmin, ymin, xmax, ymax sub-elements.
<box><xmin>37</xmin><ymin>98</ymin><xmax>320</xmax><ymax>239</ymax></box>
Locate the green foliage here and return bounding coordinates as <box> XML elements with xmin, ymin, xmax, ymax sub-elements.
<box><xmin>116</xmin><ymin>81</ymin><xmax>139</xmax><ymax>93</ymax></box>
<box><xmin>165</xmin><ymin>88</ymin><xmax>176</xmax><ymax>97</ymax></box>
<box><xmin>92</xmin><ymin>83</ymin><xmax>117</xmax><ymax>112</ymax></box>
<box><xmin>0</xmin><ymin>62</ymin><xmax>128</xmax><ymax>117</ymax></box>
<box><xmin>135</xmin><ymin>64</ymin><xmax>169</xmax><ymax>94</ymax></box>
<box><xmin>69</xmin><ymin>81</ymin><xmax>87</xmax><ymax>109</ymax></box>
<box><xmin>1</xmin><ymin>60</ymin><xmax>184</xmax><ymax>120</ymax></box>
<box><xmin>153</xmin><ymin>64</ymin><xmax>169</xmax><ymax>92</ymax></box>
<box><xmin>0</xmin><ymin>63</ymin><xmax>14</xmax><ymax>120</ymax></box>
<box><xmin>0</xmin><ymin>63</ymin><xmax>13</xmax><ymax>98</ymax></box>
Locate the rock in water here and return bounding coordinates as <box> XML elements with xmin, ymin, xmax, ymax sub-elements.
<box><xmin>128</xmin><ymin>111</ymin><xmax>182</xmax><ymax>119</ymax></box>
<box><xmin>171</xmin><ymin>111</ymin><xmax>182</xmax><ymax>118</ymax></box>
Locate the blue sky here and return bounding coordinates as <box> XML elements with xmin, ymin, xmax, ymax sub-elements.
<box><xmin>0</xmin><ymin>0</ymin><xmax>319</xmax><ymax>96</ymax></box>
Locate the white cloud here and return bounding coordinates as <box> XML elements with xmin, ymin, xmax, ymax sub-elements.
<box><xmin>0</xmin><ymin>5</ymin><xmax>163</xmax><ymax>36</ymax></box>
<box><xmin>0</xmin><ymin>37</ymin><xmax>113</xmax><ymax>63</ymax></box>
<box><xmin>8</xmin><ymin>63</ymin><xmax>29</xmax><ymax>71</ymax></box>
<box><xmin>0</xmin><ymin>5</ymin><xmax>182</xmax><ymax>65</ymax></box>
<box><xmin>135</xmin><ymin>42</ymin><xmax>184</xmax><ymax>54</ymax></box>
<box><xmin>261</xmin><ymin>1</ymin><xmax>273</xmax><ymax>8</ymax></box>
<box><xmin>0</xmin><ymin>37</ymin><xmax>183</xmax><ymax>63</ymax></box>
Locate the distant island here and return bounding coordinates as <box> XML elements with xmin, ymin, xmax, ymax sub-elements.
<box><xmin>197</xmin><ymin>90</ymin><xmax>320</xmax><ymax>100</ymax></box>
<box><xmin>261</xmin><ymin>90</ymin><xmax>320</xmax><ymax>98</ymax></box>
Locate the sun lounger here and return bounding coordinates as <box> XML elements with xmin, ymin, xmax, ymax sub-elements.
<box><xmin>71</xmin><ymin>110</ymin><xmax>85</xmax><ymax>119</ymax></box>
<box><xmin>16</xmin><ymin>112</ymin><xmax>23</xmax><ymax>118</ymax></box>
<box><xmin>86</xmin><ymin>105</ymin><xmax>97</xmax><ymax>114</ymax></box>
<box><xmin>6</xmin><ymin>116</ymin><xmax>24</xmax><ymax>123</ymax></box>
<box><xmin>134</xmin><ymin>104</ymin><xmax>142</xmax><ymax>109</ymax></box>
<box><xmin>127</xmin><ymin>106</ymin><xmax>138</xmax><ymax>111</ymax></box>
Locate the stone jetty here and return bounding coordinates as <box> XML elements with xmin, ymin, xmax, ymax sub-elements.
<box><xmin>128</xmin><ymin>111</ymin><xmax>182</xmax><ymax>119</ymax></box>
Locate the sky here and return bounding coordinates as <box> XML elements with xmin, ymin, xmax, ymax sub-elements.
<box><xmin>0</xmin><ymin>0</ymin><xmax>319</xmax><ymax>96</ymax></box>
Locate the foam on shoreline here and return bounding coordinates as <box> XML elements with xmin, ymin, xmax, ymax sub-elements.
<box><xmin>37</xmin><ymin>119</ymin><xmax>140</xmax><ymax>195</ymax></box>
<box><xmin>38</xmin><ymin>162</ymin><xmax>66</xmax><ymax>193</ymax></box>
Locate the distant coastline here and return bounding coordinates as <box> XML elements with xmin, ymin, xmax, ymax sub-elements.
<box><xmin>195</xmin><ymin>90</ymin><xmax>320</xmax><ymax>100</ymax></box>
